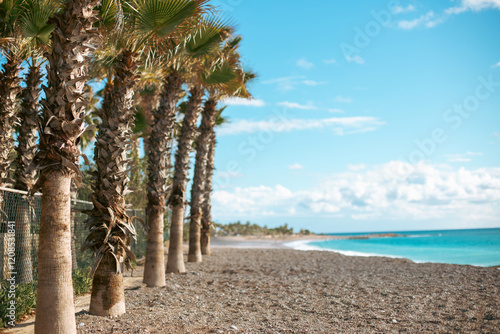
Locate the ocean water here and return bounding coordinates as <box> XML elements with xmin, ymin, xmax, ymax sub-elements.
<box><xmin>287</xmin><ymin>228</ymin><xmax>500</xmax><ymax>267</ymax></box>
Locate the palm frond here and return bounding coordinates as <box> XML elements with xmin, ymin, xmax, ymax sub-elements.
<box><xmin>126</xmin><ymin>0</ymin><xmax>198</xmax><ymax>38</ymax></box>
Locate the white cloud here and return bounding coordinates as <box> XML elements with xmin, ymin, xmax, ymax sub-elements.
<box><xmin>446</xmin><ymin>152</ymin><xmax>483</xmax><ymax>163</ymax></box>
<box><xmin>323</xmin><ymin>58</ymin><xmax>337</xmax><ymax>65</ymax></box>
<box><xmin>446</xmin><ymin>0</ymin><xmax>500</xmax><ymax>14</ymax></box>
<box><xmin>263</xmin><ymin>76</ymin><xmax>323</xmax><ymax>91</ymax></box>
<box><xmin>493</xmin><ymin>62</ymin><xmax>500</xmax><ymax>68</ymax></box>
<box><xmin>393</xmin><ymin>4</ymin><xmax>416</xmax><ymax>14</ymax></box>
<box><xmin>335</xmin><ymin>95</ymin><xmax>353</xmax><ymax>103</ymax></box>
<box><xmin>296</xmin><ymin>58</ymin><xmax>314</xmax><ymax>70</ymax></box>
<box><xmin>400</xmin><ymin>1</ymin><xmax>500</xmax><ymax>30</ymax></box>
<box><xmin>345</xmin><ymin>55</ymin><xmax>365</xmax><ymax>64</ymax></box>
<box><xmin>494</xmin><ymin>132</ymin><xmax>500</xmax><ymax>139</ymax></box>
<box><xmin>398</xmin><ymin>11</ymin><xmax>445</xmax><ymax>29</ymax></box>
<box><xmin>212</xmin><ymin>161</ymin><xmax>500</xmax><ymax>223</ymax></box>
<box><xmin>288</xmin><ymin>163</ymin><xmax>305</xmax><ymax>170</ymax></box>
<box><xmin>328</xmin><ymin>109</ymin><xmax>345</xmax><ymax>114</ymax></box>
<box><xmin>222</xmin><ymin>97</ymin><xmax>265</xmax><ymax>107</ymax></box>
<box><xmin>302</xmin><ymin>80</ymin><xmax>327</xmax><ymax>86</ymax></box>
<box><xmin>277</xmin><ymin>101</ymin><xmax>317</xmax><ymax>110</ymax></box>
<box><xmin>217</xmin><ymin>116</ymin><xmax>385</xmax><ymax>136</ymax></box>
<box><xmin>347</xmin><ymin>164</ymin><xmax>366</xmax><ymax>171</ymax></box>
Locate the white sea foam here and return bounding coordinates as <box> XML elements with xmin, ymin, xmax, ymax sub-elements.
<box><xmin>284</xmin><ymin>240</ymin><xmax>404</xmax><ymax>259</ymax></box>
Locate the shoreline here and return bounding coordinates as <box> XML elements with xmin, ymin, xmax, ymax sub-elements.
<box><xmin>212</xmin><ymin>235</ymin><xmax>500</xmax><ymax>268</ymax></box>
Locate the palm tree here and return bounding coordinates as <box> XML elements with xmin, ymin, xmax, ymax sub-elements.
<box><xmin>165</xmin><ymin>19</ymin><xmax>231</xmax><ymax>272</ymax></box>
<box><xmin>32</xmin><ymin>0</ymin><xmax>100</xmax><ymax>332</ymax></box>
<box><xmin>200</xmin><ymin>110</ymin><xmax>222</xmax><ymax>254</ymax></box>
<box><xmin>13</xmin><ymin>57</ymin><xmax>42</xmax><ymax>284</ymax></box>
<box><xmin>0</xmin><ymin>0</ymin><xmax>25</xmax><ymax>190</ymax></box>
<box><xmin>143</xmin><ymin>18</ymin><xmax>226</xmax><ymax>284</ymax></box>
<box><xmin>12</xmin><ymin>0</ymin><xmax>60</xmax><ymax>283</ymax></box>
<box><xmin>187</xmin><ymin>37</ymin><xmax>254</xmax><ymax>262</ymax></box>
<box><xmin>82</xmin><ymin>0</ymin><xmax>202</xmax><ymax>315</ymax></box>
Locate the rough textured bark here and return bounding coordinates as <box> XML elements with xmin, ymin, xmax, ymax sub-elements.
<box><xmin>13</xmin><ymin>61</ymin><xmax>42</xmax><ymax>283</ymax></box>
<box><xmin>71</xmin><ymin>183</ymin><xmax>78</xmax><ymax>272</ymax></box>
<box><xmin>0</xmin><ymin>53</ymin><xmax>22</xmax><ymax>189</ymax></box>
<box><xmin>89</xmin><ymin>253</ymin><xmax>125</xmax><ymax>316</ymax></box>
<box><xmin>188</xmin><ymin>98</ymin><xmax>217</xmax><ymax>262</ymax></box>
<box><xmin>13</xmin><ymin>61</ymin><xmax>41</xmax><ymax>191</ymax></box>
<box><xmin>35</xmin><ymin>173</ymin><xmax>76</xmax><ymax>333</ymax></box>
<box><xmin>83</xmin><ymin>50</ymin><xmax>138</xmax><ymax>316</ymax></box>
<box><xmin>166</xmin><ymin>86</ymin><xmax>204</xmax><ymax>273</ymax></box>
<box><xmin>201</xmin><ymin>128</ymin><xmax>216</xmax><ymax>255</ymax></box>
<box><xmin>143</xmin><ymin>73</ymin><xmax>182</xmax><ymax>286</ymax></box>
<box><xmin>34</xmin><ymin>0</ymin><xmax>100</xmax><ymax>332</ymax></box>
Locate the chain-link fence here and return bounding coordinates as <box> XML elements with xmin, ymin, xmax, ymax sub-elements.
<box><xmin>0</xmin><ymin>187</ymin><xmax>155</xmax><ymax>285</ymax></box>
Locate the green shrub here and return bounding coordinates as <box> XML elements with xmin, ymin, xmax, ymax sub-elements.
<box><xmin>73</xmin><ymin>268</ymin><xmax>92</xmax><ymax>297</ymax></box>
<box><xmin>0</xmin><ymin>280</ymin><xmax>37</xmax><ymax>328</ymax></box>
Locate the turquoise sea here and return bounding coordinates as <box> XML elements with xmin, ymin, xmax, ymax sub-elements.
<box><xmin>289</xmin><ymin>228</ymin><xmax>500</xmax><ymax>267</ymax></box>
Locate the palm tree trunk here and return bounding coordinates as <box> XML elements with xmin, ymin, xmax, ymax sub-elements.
<box><xmin>13</xmin><ymin>61</ymin><xmax>41</xmax><ymax>284</ymax></box>
<box><xmin>166</xmin><ymin>86</ymin><xmax>204</xmax><ymax>273</ymax></box>
<box><xmin>34</xmin><ymin>0</ymin><xmax>100</xmax><ymax>332</ymax></box>
<box><xmin>89</xmin><ymin>253</ymin><xmax>125</xmax><ymax>316</ymax></box>
<box><xmin>85</xmin><ymin>50</ymin><xmax>139</xmax><ymax>317</ymax></box>
<box><xmin>0</xmin><ymin>52</ymin><xmax>22</xmax><ymax>188</ymax></box>
<box><xmin>188</xmin><ymin>98</ymin><xmax>217</xmax><ymax>262</ymax></box>
<box><xmin>143</xmin><ymin>73</ymin><xmax>182</xmax><ymax>286</ymax></box>
<box><xmin>201</xmin><ymin>129</ymin><xmax>216</xmax><ymax>255</ymax></box>
<box><xmin>36</xmin><ymin>172</ymin><xmax>76</xmax><ymax>333</ymax></box>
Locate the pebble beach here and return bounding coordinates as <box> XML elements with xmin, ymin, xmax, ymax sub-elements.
<box><xmin>73</xmin><ymin>246</ymin><xmax>500</xmax><ymax>333</ymax></box>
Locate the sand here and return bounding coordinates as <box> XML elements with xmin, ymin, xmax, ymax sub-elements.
<box><xmin>71</xmin><ymin>246</ymin><xmax>500</xmax><ymax>333</ymax></box>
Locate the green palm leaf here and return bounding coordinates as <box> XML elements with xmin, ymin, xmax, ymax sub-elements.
<box><xmin>20</xmin><ymin>0</ymin><xmax>61</xmax><ymax>46</ymax></box>
<box><xmin>184</xmin><ymin>17</ymin><xmax>229</xmax><ymax>57</ymax></box>
<box><xmin>126</xmin><ymin>0</ymin><xmax>197</xmax><ymax>37</ymax></box>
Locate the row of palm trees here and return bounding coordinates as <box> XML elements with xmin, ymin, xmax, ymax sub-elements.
<box><xmin>0</xmin><ymin>0</ymin><xmax>254</xmax><ymax>332</ymax></box>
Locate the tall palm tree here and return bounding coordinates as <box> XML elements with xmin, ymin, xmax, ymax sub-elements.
<box><xmin>13</xmin><ymin>57</ymin><xmax>42</xmax><ymax>284</ymax></box>
<box><xmin>187</xmin><ymin>36</ymin><xmax>254</xmax><ymax>262</ymax></box>
<box><xmin>82</xmin><ymin>0</ymin><xmax>202</xmax><ymax>315</ymax></box>
<box><xmin>165</xmin><ymin>19</ymin><xmax>231</xmax><ymax>272</ymax></box>
<box><xmin>0</xmin><ymin>0</ymin><xmax>25</xmax><ymax>190</ymax></box>
<box><xmin>12</xmin><ymin>0</ymin><xmax>60</xmax><ymax>283</ymax></box>
<box><xmin>143</xmin><ymin>18</ymin><xmax>226</xmax><ymax>285</ymax></box>
<box><xmin>200</xmin><ymin>107</ymin><xmax>227</xmax><ymax>254</ymax></box>
<box><xmin>32</xmin><ymin>0</ymin><xmax>100</xmax><ymax>332</ymax></box>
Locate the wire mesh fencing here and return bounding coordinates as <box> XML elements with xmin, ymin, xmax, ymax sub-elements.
<box><xmin>0</xmin><ymin>187</ymin><xmax>152</xmax><ymax>285</ymax></box>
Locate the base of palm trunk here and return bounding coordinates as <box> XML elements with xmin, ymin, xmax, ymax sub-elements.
<box><xmin>143</xmin><ymin>207</ymin><xmax>166</xmax><ymax>287</ymax></box>
<box><xmin>89</xmin><ymin>255</ymin><xmax>125</xmax><ymax>316</ymax></box>
<box><xmin>201</xmin><ymin>232</ymin><xmax>210</xmax><ymax>255</ymax></box>
<box><xmin>188</xmin><ymin>220</ymin><xmax>202</xmax><ymax>263</ymax></box>
<box><xmin>34</xmin><ymin>172</ymin><xmax>76</xmax><ymax>334</ymax></box>
<box><xmin>166</xmin><ymin>206</ymin><xmax>186</xmax><ymax>273</ymax></box>
<box><xmin>187</xmin><ymin>252</ymin><xmax>202</xmax><ymax>262</ymax></box>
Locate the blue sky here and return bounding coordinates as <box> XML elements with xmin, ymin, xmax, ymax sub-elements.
<box><xmin>207</xmin><ymin>0</ymin><xmax>500</xmax><ymax>233</ymax></box>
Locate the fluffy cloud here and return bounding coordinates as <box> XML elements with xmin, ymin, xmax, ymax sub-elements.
<box><xmin>398</xmin><ymin>11</ymin><xmax>444</xmax><ymax>29</ymax></box>
<box><xmin>323</xmin><ymin>58</ymin><xmax>337</xmax><ymax>65</ymax></box>
<box><xmin>217</xmin><ymin>116</ymin><xmax>384</xmax><ymax>136</ymax></box>
<box><xmin>222</xmin><ymin>97</ymin><xmax>265</xmax><ymax>107</ymax></box>
<box><xmin>296</xmin><ymin>58</ymin><xmax>314</xmax><ymax>70</ymax></box>
<box><xmin>335</xmin><ymin>95</ymin><xmax>353</xmax><ymax>103</ymax></box>
<box><xmin>212</xmin><ymin>161</ymin><xmax>500</xmax><ymax>223</ymax></box>
<box><xmin>446</xmin><ymin>152</ymin><xmax>483</xmax><ymax>163</ymax></box>
<box><xmin>493</xmin><ymin>62</ymin><xmax>500</xmax><ymax>68</ymax></box>
<box><xmin>262</xmin><ymin>76</ymin><xmax>321</xmax><ymax>91</ymax></box>
<box><xmin>288</xmin><ymin>163</ymin><xmax>305</xmax><ymax>170</ymax></box>
<box><xmin>345</xmin><ymin>55</ymin><xmax>365</xmax><ymax>64</ymax></box>
<box><xmin>399</xmin><ymin>1</ymin><xmax>500</xmax><ymax>29</ymax></box>
<box><xmin>392</xmin><ymin>4</ymin><xmax>416</xmax><ymax>14</ymax></box>
<box><xmin>277</xmin><ymin>101</ymin><xmax>317</xmax><ymax>110</ymax></box>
